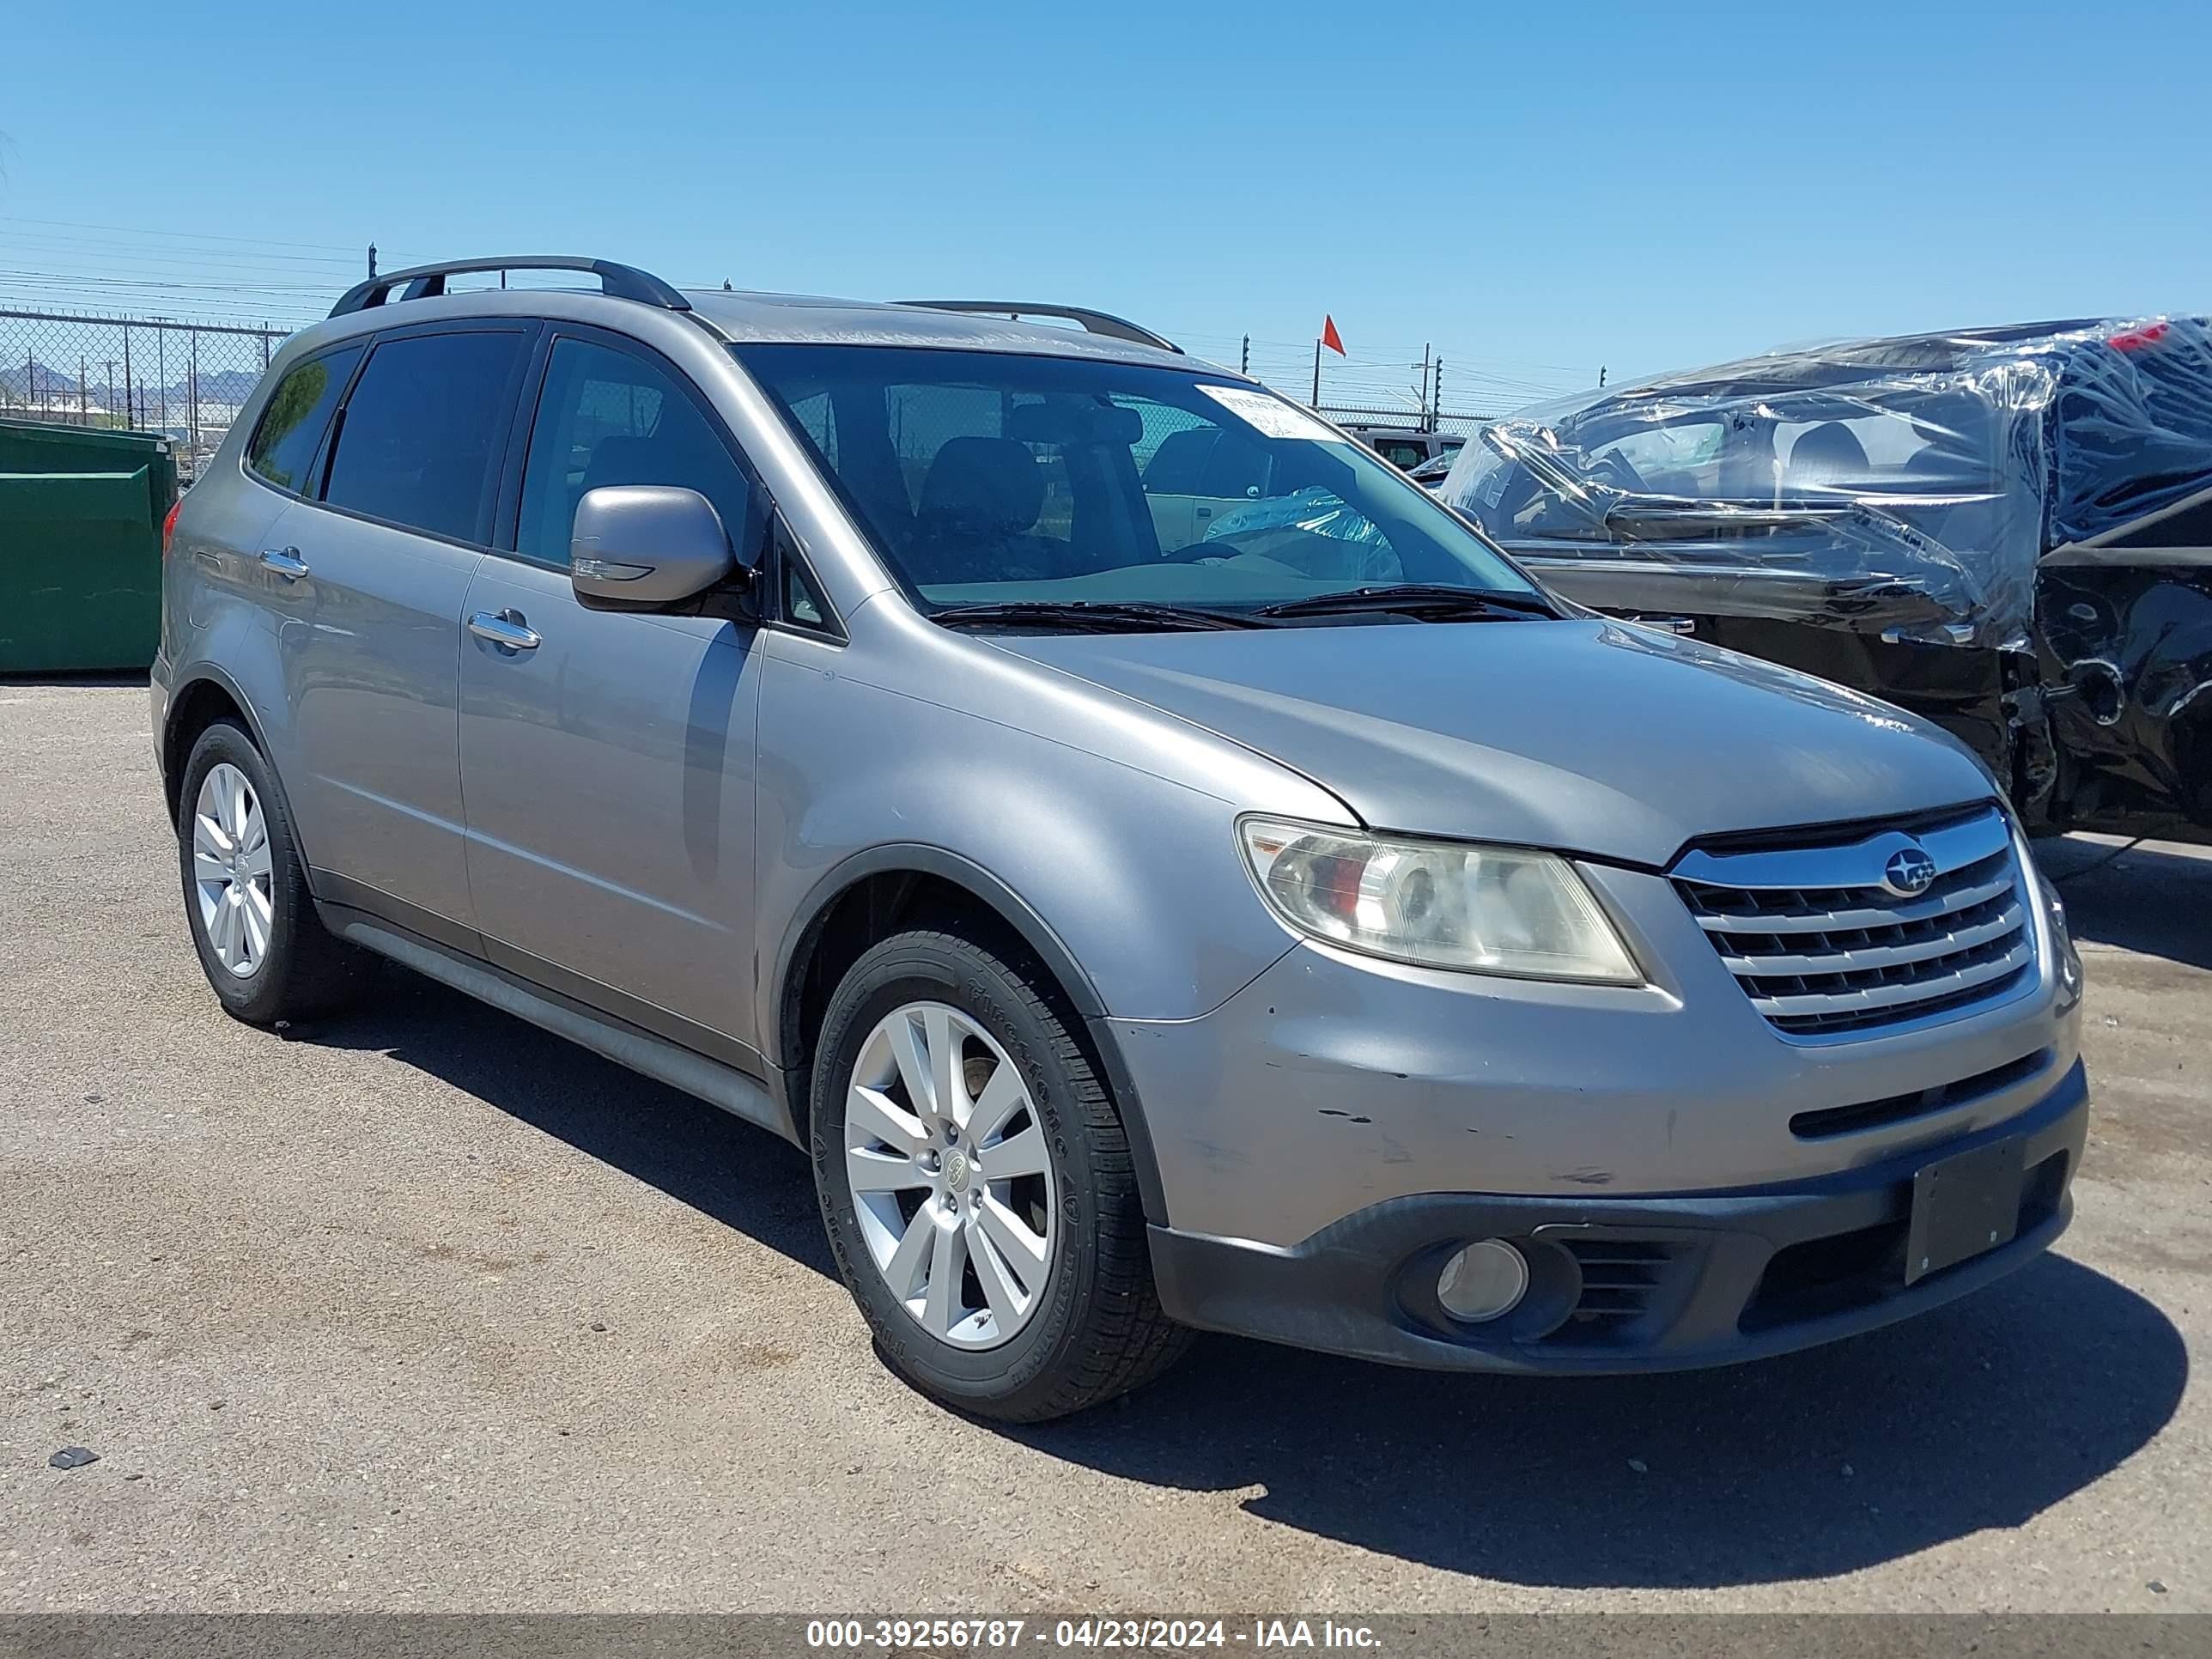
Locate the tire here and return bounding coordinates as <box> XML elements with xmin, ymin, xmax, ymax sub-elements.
<box><xmin>811</xmin><ymin>927</ymin><xmax>1190</xmax><ymax>1421</ymax></box>
<box><xmin>176</xmin><ymin>720</ymin><xmax>368</xmax><ymax>1024</ymax></box>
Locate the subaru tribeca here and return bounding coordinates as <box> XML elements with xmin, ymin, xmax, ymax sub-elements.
<box><xmin>152</xmin><ymin>257</ymin><xmax>2088</xmax><ymax>1421</ymax></box>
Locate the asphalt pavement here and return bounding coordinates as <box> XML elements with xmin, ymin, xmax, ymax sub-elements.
<box><xmin>2</xmin><ymin>682</ymin><xmax>2204</xmax><ymax>1612</ymax></box>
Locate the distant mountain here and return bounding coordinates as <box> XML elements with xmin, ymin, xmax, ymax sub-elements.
<box><xmin>185</xmin><ymin>368</ymin><xmax>262</xmax><ymax>404</ymax></box>
<box><xmin>1</xmin><ymin>361</ymin><xmax>265</xmax><ymax>411</ymax></box>
<box><xmin>0</xmin><ymin>360</ymin><xmax>82</xmax><ymax>398</ymax></box>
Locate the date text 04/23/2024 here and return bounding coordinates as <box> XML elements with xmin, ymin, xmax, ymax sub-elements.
<box><xmin>804</xmin><ymin>1619</ymin><xmax>1382</xmax><ymax>1650</ymax></box>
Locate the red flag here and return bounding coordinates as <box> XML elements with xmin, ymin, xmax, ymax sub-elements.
<box><xmin>1321</xmin><ymin>315</ymin><xmax>1346</xmax><ymax>356</ymax></box>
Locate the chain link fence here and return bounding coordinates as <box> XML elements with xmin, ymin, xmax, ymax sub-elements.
<box><xmin>0</xmin><ymin>304</ymin><xmax>1519</xmax><ymax>489</ymax></box>
<box><xmin>0</xmin><ymin>309</ymin><xmax>289</xmax><ymax>481</ymax></box>
<box><xmin>1313</xmin><ymin>401</ymin><xmax>1497</xmax><ymax>436</ymax></box>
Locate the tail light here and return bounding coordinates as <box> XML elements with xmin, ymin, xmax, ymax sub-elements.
<box><xmin>161</xmin><ymin>497</ymin><xmax>181</xmax><ymax>557</ymax></box>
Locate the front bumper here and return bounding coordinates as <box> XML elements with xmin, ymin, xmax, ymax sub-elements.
<box><xmin>1148</xmin><ymin>1058</ymin><xmax>2086</xmax><ymax>1374</ymax></box>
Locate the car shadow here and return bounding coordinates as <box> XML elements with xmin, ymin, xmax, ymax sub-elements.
<box><xmin>2033</xmin><ymin>836</ymin><xmax>2212</xmax><ymax>971</ymax></box>
<box><xmin>295</xmin><ymin>971</ymin><xmax>2185</xmax><ymax>1590</ymax></box>
<box><xmin>300</xmin><ymin>971</ymin><xmax>833</xmax><ymax>1278</ymax></box>
<box><xmin>1017</xmin><ymin>1255</ymin><xmax>2184</xmax><ymax>1588</ymax></box>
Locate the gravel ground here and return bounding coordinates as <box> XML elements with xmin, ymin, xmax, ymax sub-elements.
<box><xmin>1</xmin><ymin>682</ymin><xmax>2204</xmax><ymax>1613</ymax></box>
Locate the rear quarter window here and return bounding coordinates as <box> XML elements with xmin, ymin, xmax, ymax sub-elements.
<box><xmin>244</xmin><ymin>345</ymin><xmax>363</xmax><ymax>494</ymax></box>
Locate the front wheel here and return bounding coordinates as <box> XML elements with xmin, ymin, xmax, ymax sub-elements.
<box><xmin>811</xmin><ymin>927</ymin><xmax>1188</xmax><ymax>1421</ymax></box>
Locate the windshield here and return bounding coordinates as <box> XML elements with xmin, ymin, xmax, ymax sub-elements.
<box><xmin>735</xmin><ymin>344</ymin><xmax>1537</xmax><ymax>615</ymax></box>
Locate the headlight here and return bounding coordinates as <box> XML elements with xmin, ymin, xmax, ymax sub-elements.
<box><xmin>1237</xmin><ymin>817</ymin><xmax>1642</xmax><ymax>983</ymax></box>
<box><xmin>2036</xmin><ymin>870</ymin><xmax>2084</xmax><ymax>1012</ymax></box>
<box><xmin>2014</xmin><ymin>823</ymin><xmax>2083</xmax><ymax>1013</ymax></box>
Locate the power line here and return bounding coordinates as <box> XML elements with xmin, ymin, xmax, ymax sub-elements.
<box><xmin>0</xmin><ymin>231</ymin><xmax>366</xmax><ymax>270</ymax></box>
<box><xmin>0</xmin><ymin>214</ymin><xmax>360</xmax><ymax>253</ymax></box>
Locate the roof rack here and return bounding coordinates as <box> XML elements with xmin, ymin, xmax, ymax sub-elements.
<box><xmin>330</xmin><ymin>256</ymin><xmax>691</xmax><ymax>319</ymax></box>
<box><xmin>895</xmin><ymin>301</ymin><xmax>1181</xmax><ymax>355</ymax></box>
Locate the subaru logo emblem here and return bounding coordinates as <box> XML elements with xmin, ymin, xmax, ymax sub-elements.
<box><xmin>1882</xmin><ymin>844</ymin><xmax>1939</xmax><ymax>898</ymax></box>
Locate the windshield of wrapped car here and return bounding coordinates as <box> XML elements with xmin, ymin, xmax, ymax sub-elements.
<box><xmin>1453</xmin><ymin>385</ymin><xmax>2005</xmax><ymax>552</ymax></box>
<box><xmin>735</xmin><ymin>343</ymin><xmax>1538</xmax><ymax>615</ymax></box>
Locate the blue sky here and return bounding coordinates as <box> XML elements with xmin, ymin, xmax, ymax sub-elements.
<box><xmin>5</xmin><ymin>0</ymin><xmax>2210</xmax><ymax>413</ymax></box>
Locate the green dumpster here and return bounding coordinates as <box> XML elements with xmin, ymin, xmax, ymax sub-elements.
<box><xmin>0</xmin><ymin>417</ymin><xmax>178</xmax><ymax>672</ymax></box>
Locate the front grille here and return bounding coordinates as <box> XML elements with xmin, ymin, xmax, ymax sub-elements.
<box><xmin>1674</xmin><ymin>805</ymin><xmax>2035</xmax><ymax>1038</ymax></box>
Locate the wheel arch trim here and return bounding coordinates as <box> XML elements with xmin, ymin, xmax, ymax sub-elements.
<box><xmin>161</xmin><ymin>665</ymin><xmax>319</xmax><ymax>887</ymax></box>
<box><xmin>162</xmin><ymin>664</ymin><xmax>277</xmax><ymax>805</ymax></box>
<box><xmin>772</xmin><ymin>842</ymin><xmax>1170</xmax><ymax>1224</ymax></box>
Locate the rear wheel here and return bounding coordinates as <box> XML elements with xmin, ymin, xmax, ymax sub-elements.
<box><xmin>176</xmin><ymin>721</ymin><xmax>368</xmax><ymax>1024</ymax></box>
<box><xmin>811</xmin><ymin>927</ymin><xmax>1188</xmax><ymax>1420</ymax></box>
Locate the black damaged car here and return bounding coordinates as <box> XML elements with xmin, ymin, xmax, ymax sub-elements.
<box><xmin>1447</xmin><ymin>316</ymin><xmax>2212</xmax><ymax>844</ymax></box>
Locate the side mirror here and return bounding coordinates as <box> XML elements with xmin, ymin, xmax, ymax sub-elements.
<box><xmin>570</xmin><ymin>485</ymin><xmax>745</xmax><ymax>608</ymax></box>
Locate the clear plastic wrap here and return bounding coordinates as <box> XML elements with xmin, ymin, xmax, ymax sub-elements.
<box><xmin>1444</xmin><ymin>316</ymin><xmax>2212</xmax><ymax>651</ymax></box>
<box><xmin>1201</xmin><ymin>483</ymin><xmax>1399</xmax><ymax>582</ymax></box>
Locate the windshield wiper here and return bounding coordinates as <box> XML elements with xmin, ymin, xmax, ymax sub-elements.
<box><xmin>1252</xmin><ymin>583</ymin><xmax>1558</xmax><ymax>621</ymax></box>
<box><xmin>929</xmin><ymin>600</ymin><xmax>1267</xmax><ymax>633</ymax></box>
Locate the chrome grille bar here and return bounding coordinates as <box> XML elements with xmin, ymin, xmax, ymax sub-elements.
<box><xmin>1744</xmin><ymin>938</ymin><xmax>2034</xmax><ymax>1023</ymax></box>
<box><xmin>1713</xmin><ymin>900</ymin><xmax>2025</xmax><ymax>976</ymax></box>
<box><xmin>1686</xmin><ymin>867</ymin><xmax>2015</xmax><ymax>935</ymax></box>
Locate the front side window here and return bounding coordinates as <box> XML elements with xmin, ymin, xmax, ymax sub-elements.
<box><xmin>738</xmin><ymin>344</ymin><xmax>1536</xmax><ymax>613</ymax></box>
<box><xmin>322</xmin><ymin>331</ymin><xmax>528</xmax><ymax>542</ymax></box>
<box><xmin>245</xmin><ymin>345</ymin><xmax>362</xmax><ymax>494</ymax></box>
<box><xmin>515</xmin><ymin>337</ymin><xmax>756</xmax><ymax>568</ymax></box>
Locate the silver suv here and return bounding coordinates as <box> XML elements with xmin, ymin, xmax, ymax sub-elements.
<box><xmin>154</xmin><ymin>257</ymin><xmax>2089</xmax><ymax>1421</ymax></box>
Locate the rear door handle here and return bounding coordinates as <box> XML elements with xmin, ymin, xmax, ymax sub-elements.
<box><xmin>467</xmin><ymin>610</ymin><xmax>541</xmax><ymax>653</ymax></box>
<box><xmin>258</xmin><ymin>547</ymin><xmax>310</xmax><ymax>580</ymax></box>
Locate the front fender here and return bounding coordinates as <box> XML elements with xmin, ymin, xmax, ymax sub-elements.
<box><xmin>752</xmin><ymin>623</ymin><xmax>1338</xmax><ymax>1041</ymax></box>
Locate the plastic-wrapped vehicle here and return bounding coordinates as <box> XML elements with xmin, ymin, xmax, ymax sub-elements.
<box><xmin>1444</xmin><ymin>318</ymin><xmax>2212</xmax><ymax>843</ymax></box>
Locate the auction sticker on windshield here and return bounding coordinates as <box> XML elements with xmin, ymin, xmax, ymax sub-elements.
<box><xmin>1197</xmin><ymin>384</ymin><xmax>1349</xmax><ymax>444</ymax></box>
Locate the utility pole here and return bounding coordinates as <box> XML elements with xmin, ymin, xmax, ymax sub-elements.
<box><xmin>1240</xmin><ymin>334</ymin><xmax>1249</xmax><ymax>376</ymax></box>
<box><xmin>1418</xmin><ymin>344</ymin><xmax>1433</xmax><ymax>431</ymax></box>
<box><xmin>1310</xmin><ymin>337</ymin><xmax>1322</xmax><ymax>409</ymax></box>
<box><xmin>368</xmin><ymin>243</ymin><xmax>379</xmax><ymax>279</ymax></box>
<box><xmin>1434</xmin><ymin>357</ymin><xmax>1444</xmax><ymax>426</ymax></box>
<box><xmin>1599</xmin><ymin>366</ymin><xmax>1607</xmax><ymax>388</ymax></box>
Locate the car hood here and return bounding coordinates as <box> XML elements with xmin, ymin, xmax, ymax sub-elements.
<box><xmin>988</xmin><ymin>617</ymin><xmax>1994</xmax><ymax>867</ymax></box>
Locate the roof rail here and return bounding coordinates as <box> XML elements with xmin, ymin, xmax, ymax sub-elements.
<box><xmin>895</xmin><ymin>301</ymin><xmax>1181</xmax><ymax>355</ymax></box>
<box><xmin>330</xmin><ymin>256</ymin><xmax>691</xmax><ymax>319</ymax></box>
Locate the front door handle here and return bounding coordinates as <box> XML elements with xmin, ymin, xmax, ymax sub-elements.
<box><xmin>258</xmin><ymin>547</ymin><xmax>310</xmax><ymax>580</ymax></box>
<box><xmin>467</xmin><ymin>610</ymin><xmax>541</xmax><ymax>653</ymax></box>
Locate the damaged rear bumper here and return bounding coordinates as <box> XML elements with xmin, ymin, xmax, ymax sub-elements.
<box><xmin>1147</xmin><ymin>1059</ymin><xmax>2086</xmax><ymax>1374</ymax></box>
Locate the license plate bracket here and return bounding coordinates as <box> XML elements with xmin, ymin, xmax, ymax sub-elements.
<box><xmin>1905</xmin><ymin>1137</ymin><xmax>2026</xmax><ymax>1285</ymax></box>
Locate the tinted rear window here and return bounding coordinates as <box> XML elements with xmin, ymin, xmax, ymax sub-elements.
<box><xmin>245</xmin><ymin>346</ymin><xmax>362</xmax><ymax>494</ymax></box>
<box><xmin>322</xmin><ymin>331</ymin><xmax>527</xmax><ymax>541</ymax></box>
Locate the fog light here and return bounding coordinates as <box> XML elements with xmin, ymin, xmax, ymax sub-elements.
<box><xmin>1437</xmin><ymin>1239</ymin><xmax>1529</xmax><ymax>1323</ymax></box>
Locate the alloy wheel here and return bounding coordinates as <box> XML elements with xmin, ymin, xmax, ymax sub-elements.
<box><xmin>843</xmin><ymin>1001</ymin><xmax>1057</xmax><ymax>1349</ymax></box>
<box><xmin>191</xmin><ymin>762</ymin><xmax>275</xmax><ymax>979</ymax></box>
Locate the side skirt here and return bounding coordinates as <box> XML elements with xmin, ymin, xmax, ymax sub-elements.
<box><xmin>316</xmin><ymin>902</ymin><xmax>800</xmax><ymax>1146</ymax></box>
